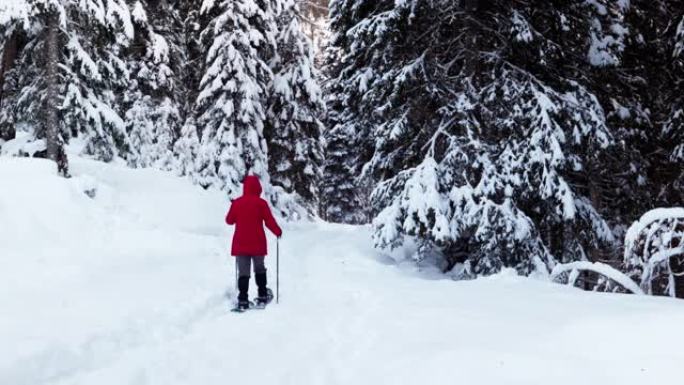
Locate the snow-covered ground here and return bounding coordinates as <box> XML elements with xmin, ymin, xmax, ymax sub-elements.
<box><xmin>2</xmin><ymin>157</ymin><xmax>684</xmax><ymax>385</ymax></box>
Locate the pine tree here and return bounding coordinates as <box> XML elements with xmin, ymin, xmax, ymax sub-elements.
<box><xmin>661</xmin><ymin>12</ymin><xmax>684</xmax><ymax>203</ymax></box>
<box><xmin>320</xmin><ymin>0</ymin><xmax>382</xmax><ymax>224</ymax></box>
<box><xmin>124</xmin><ymin>0</ymin><xmax>182</xmax><ymax>169</ymax></box>
<box><xmin>329</xmin><ymin>0</ymin><xmax>629</xmax><ymax>275</ymax></box>
<box><xmin>170</xmin><ymin>0</ymin><xmax>203</xmax><ymax>176</ymax></box>
<box><xmin>266</xmin><ymin>0</ymin><xmax>324</xmax><ymax>218</ymax></box>
<box><xmin>192</xmin><ymin>0</ymin><xmax>277</xmax><ymax>195</ymax></box>
<box><xmin>0</xmin><ymin>26</ymin><xmax>20</xmax><ymax>144</ymax></box>
<box><xmin>173</xmin><ymin>115</ymin><xmax>200</xmax><ymax>176</ymax></box>
<box><xmin>0</xmin><ymin>0</ymin><xmax>134</xmax><ymax>174</ymax></box>
<box><xmin>297</xmin><ymin>0</ymin><xmax>329</xmax><ymax>64</ymax></box>
<box><xmin>177</xmin><ymin>0</ymin><xmax>204</xmax><ymax>116</ymax></box>
<box><xmin>593</xmin><ymin>1</ymin><xmax>683</xmax><ymax>217</ymax></box>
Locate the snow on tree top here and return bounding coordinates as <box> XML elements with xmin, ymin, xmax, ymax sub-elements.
<box><xmin>131</xmin><ymin>1</ymin><xmax>148</xmax><ymax>24</ymax></box>
<box><xmin>0</xmin><ymin>0</ymin><xmax>28</xmax><ymax>26</ymax></box>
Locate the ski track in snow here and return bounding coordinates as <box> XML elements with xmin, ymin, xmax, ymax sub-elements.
<box><xmin>2</xmin><ymin>157</ymin><xmax>684</xmax><ymax>385</ymax></box>
<box><xmin>5</xmin><ymin>291</ymin><xmax>227</xmax><ymax>385</ymax></box>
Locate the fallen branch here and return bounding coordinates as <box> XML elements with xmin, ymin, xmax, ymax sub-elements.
<box><xmin>551</xmin><ymin>261</ymin><xmax>644</xmax><ymax>295</ymax></box>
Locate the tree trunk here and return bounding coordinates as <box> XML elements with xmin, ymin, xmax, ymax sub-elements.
<box><xmin>0</xmin><ymin>33</ymin><xmax>18</xmax><ymax>110</ymax></box>
<box><xmin>44</xmin><ymin>11</ymin><xmax>69</xmax><ymax>176</ymax></box>
<box><xmin>587</xmin><ymin>165</ymin><xmax>603</xmax><ymax>263</ymax></box>
<box><xmin>670</xmin><ymin>228</ymin><xmax>684</xmax><ymax>298</ymax></box>
<box><xmin>0</xmin><ymin>32</ymin><xmax>19</xmax><ymax>141</ymax></box>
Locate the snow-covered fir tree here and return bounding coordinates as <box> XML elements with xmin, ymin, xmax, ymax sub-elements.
<box><xmin>170</xmin><ymin>0</ymin><xmax>204</xmax><ymax>176</ymax></box>
<box><xmin>320</xmin><ymin>0</ymin><xmax>380</xmax><ymax>224</ymax></box>
<box><xmin>173</xmin><ymin>115</ymin><xmax>200</xmax><ymax>176</ymax></box>
<box><xmin>266</xmin><ymin>0</ymin><xmax>324</xmax><ymax>217</ymax></box>
<box><xmin>328</xmin><ymin>0</ymin><xmax>631</xmax><ymax>276</ymax></box>
<box><xmin>191</xmin><ymin>0</ymin><xmax>277</xmax><ymax>195</ymax></box>
<box><xmin>594</xmin><ymin>1</ymin><xmax>684</xmax><ymax>219</ymax></box>
<box><xmin>124</xmin><ymin>0</ymin><xmax>183</xmax><ymax>169</ymax></box>
<box><xmin>297</xmin><ymin>0</ymin><xmax>328</xmax><ymax>64</ymax></box>
<box><xmin>0</xmin><ymin>0</ymin><xmax>135</xmax><ymax>174</ymax></box>
<box><xmin>661</xmin><ymin>12</ymin><xmax>684</xmax><ymax>203</ymax></box>
<box><xmin>0</xmin><ymin>29</ymin><xmax>19</xmax><ymax>144</ymax></box>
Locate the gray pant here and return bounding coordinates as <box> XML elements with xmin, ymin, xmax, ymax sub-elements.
<box><xmin>237</xmin><ymin>256</ymin><xmax>266</xmax><ymax>278</ymax></box>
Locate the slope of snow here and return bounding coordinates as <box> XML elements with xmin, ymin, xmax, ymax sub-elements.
<box><xmin>2</xmin><ymin>157</ymin><xmax>684</xmax><ymax>385</ymax></box>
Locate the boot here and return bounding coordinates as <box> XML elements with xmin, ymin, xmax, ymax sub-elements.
<box><xmin>237</xmin><ymin>276</ymin><xmax>250</xmax><ymax>309</ymax></box>
<box><xmin>255</xmin><ymin>273</ymin><xmax>272</xmax><ymax>305</ymax></box>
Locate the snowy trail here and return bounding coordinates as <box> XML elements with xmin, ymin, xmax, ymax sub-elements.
<box><xmin>3</xmin><ymin>158</ymin><xmax>684</xmax><ymax>385</ymax></box>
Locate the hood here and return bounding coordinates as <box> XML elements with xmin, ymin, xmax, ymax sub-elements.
<box><xmin>242</xmin><ymin>175</ymin><xmax>263</xmax><ymax>196</ymax></box>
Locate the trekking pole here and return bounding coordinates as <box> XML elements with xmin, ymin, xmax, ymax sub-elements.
<box><xmin>235</xmin><ymin>259</ymin><xmax>238</xmax><ymax>297</ymax></box>
<box><xmin>276</xmin><ymin>237</ymin><xmax>280</xmax><ymax>304</ymax></box>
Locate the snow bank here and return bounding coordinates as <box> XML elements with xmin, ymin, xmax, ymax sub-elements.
<box><xmin>0</xmin><ymin>132</ymin><xmax>46</xmax><ymax>157</ymax></box>
<box><xmin>0</xmin><ymin>157</ymin><xmax>232</xmax><ymax>384</ymax></box>
<box><xmin>0</xmin><ymin>158</ymin><xmax>93</xmax><ymax>256</ymax></box>
<box><xmin>0</xmin><ymin>156</ymin><xmax>227</xmax><ymax>262</ymax></box>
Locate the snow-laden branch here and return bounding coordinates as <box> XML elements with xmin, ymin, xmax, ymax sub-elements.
<box><xmin>550</xmin><ymin>261</ymin><xmax>644</xmax><ymax>295</ymax></box>
<box><xmin>649</xmin><ymin>248</ymin><xmax>684</xmax><ymax>267</ymax></box>
<box><xmin>675</xmin><ymin>16</ymin><xmax>684</xmax><ymax>58</ymax></box>
<box><xmin>624</xmin><ymin>207</ymin><xmax>684</xmax><ymax>255</ymax></box>
<box><xmin>623</xmin><ymin>208</ymin><xmax>684</xmax><ymax>295</ymax></box>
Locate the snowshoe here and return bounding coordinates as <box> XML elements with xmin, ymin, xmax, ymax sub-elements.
<box><xmin>231</xmin><ymin>300</ymin><xmax>253</xmax><ymax>313</ymax></box>
<box><xmin>254</xmin><ymin>288</ymin><xmax>274</xmax><ymax>309</ymax></box>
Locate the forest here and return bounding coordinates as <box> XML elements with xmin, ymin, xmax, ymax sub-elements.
<box><xmin>3</xmin><ymin>2</ymin><xmax>684</xmax><ymax>383</ymax></box>
<box><xmin>1</xmin><ymin>0</ymin><xmax>684</xmax><ymax>297</ymax></box>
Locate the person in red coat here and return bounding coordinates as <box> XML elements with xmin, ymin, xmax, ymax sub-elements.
<box><xmin>226</xmin><ymin>175</ymin><xmax>282</xmax><ymax>310</ymax></box>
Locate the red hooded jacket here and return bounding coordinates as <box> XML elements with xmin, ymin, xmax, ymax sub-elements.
<box><xmin>226</xmin><ymin>176</ymin><xmax>282</xmax><ymax>256</ymax></box>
